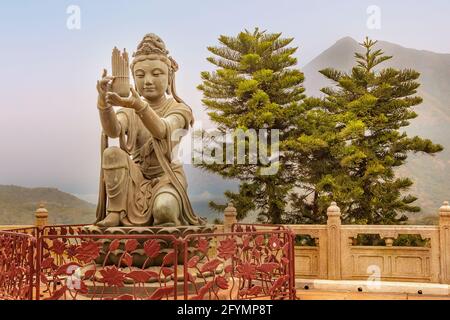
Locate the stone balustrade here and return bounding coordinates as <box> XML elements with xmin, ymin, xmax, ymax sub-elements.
<box><xmin>4</xmin><ymin>200</ymin><xmax>450</xmax><ymax>285</ymax></box>
<box><xmin>217</xmin><ymin>201</ymin><xmax>450</xmax><ymax>284</ymax></box>
<box><xmin>265</xmin><ymin>201</ymin><xmax>450</xmax><ymax>284</ymax></box>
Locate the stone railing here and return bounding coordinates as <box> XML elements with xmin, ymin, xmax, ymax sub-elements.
<box><xmin>3</xmin><ymin>201</ymin><xmax>450</xmax><ymax>285</ymax></box>
<box><xmin>218</xmin><ymin>201</ymin><xmax>450</xmax><ymax>284</ymax></box>
<box><xmin>255</xmin><ymin>202</ymin><xmax>450</xmax><ymax>284</ymax></box>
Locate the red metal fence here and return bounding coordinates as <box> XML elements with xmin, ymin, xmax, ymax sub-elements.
<box><xmin>0</xmin><ymin>231</ymin><xmax>36</xmax><ymax>300</ymax></box>
<box><xmin>183</xmin><ymin>228</ymin><xmax>295</xmax><ymax>300</ymax></box>
<box><xmin>0</xmin><ymin>224</ymin><xmax>295</xmax><ymax>300</ymax></box>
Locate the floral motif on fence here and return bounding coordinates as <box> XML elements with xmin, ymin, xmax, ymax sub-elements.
<box><xmin>39</xmin><ymin>226</ymin><xmax>179</xmax><ymax>300</ymax></box>
<box><xmin>0</xmin><ymin>232</ymin><xmax>35</xmax><ymax>300</ymax></box>
<box><xmin>183</xmin><ymin>225</ymin><xmax>294</xmax><ymax>300</ymax></box>
<box><xmin>1</xmin><ymin>224</ymin><xmax>295</xmax><ymax>300</ymax></box>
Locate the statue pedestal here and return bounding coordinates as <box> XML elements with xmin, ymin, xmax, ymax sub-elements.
<box><xmin>80</xmin><ymin>224</ymin><xmax>216</xmax><ymax>267</ymax></box>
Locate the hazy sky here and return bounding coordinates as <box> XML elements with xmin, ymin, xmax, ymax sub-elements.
<box><xmin>0</xmin><ymin>0</ymin><xmax>449</xmax><ymax>199</ymax></box>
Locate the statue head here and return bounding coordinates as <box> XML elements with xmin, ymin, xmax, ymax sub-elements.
<box><xmin>131</xmin><ymin>33</ymin><xmax>181</xmax><ymax>104</ymax></box>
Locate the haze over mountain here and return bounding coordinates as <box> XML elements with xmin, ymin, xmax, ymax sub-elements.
<box><xmin>302</xmin><ymin>37</ymin><xmax>450</xmax><ymax>223</ymax></box>
<box><xmin>1</xmin><ymin>37</ymin><xmax>448</xmax><ymax>226</ymax></box>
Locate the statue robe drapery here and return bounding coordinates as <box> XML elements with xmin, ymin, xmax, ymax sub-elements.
<box><xmin>95</xmin><ymin>98</ymin><xmax>204</xmax><ymax>226</ymax></box>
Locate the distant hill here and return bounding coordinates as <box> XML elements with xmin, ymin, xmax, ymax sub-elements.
<box><xmin>0</xmin><ymin>185</ymin><xmax>96</xmax><ymax>225</ymax></box>
<box><xmin>303</xmin><ymin>37</ymin><xmax>450</xmax><ymax>224</ymax></box>
<box><xmin>0</xmin><ymin>184</ymin><xmax>223</xmax><ymax>226</ymax></box>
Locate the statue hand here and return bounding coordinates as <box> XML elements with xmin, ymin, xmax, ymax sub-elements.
<box><xmin>97</xmin><ymin>69</ymin><xmax>115</xmax><ymax>108</ymax></box>
<box><xmin>105</xmin><ymin>87</ymin><xmax>147</xmax><ymax>110</ymax></box>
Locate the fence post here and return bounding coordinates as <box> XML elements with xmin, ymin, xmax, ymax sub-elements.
<box><xmin>224</xmin><ymin>202</ymin><xmax>237</xmax><ymax>233</ymax></box>
<box><xmin>34</xmin><ymin>202</ymin><xmax>47</xmax><ymax>300</ymax></box>
<box><xmin>439</xmin><ymin>201</ymin><xmax>450</xmax><ymax>284</ymax></box>
<box><xmin>34</xmin><ymin>202</ymin><xmax>48</xmax><ymax>228</ymax></box>
<box><xmin>327</xmin><ymin>202</ymin><xmax>342</xmax><ymax>280</ymax></box>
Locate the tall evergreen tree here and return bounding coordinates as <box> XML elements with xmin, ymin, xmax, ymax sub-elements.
<box><xmin>288</xmin><ymin>38</ymin><xmax>443</xmax><ymax>224</ymax></box>
<box><xmin>197</xmin><ymin>28</ymin><xmax>305</xmax><ymax>223</ymax></box>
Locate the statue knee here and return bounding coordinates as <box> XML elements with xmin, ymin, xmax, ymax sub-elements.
<box><xmin>152</xmin><ymin>193</ymin><xmax>181</xmax><ymax>226</ymax></box>
<box><xmin>102</xmin><ymin>147</ymin><xmax>129</xmax><ymax>187</ymax></box>
<box><xmin>102</xmin><ymin>147</ymin><xmax>129</xmax><ymax>168</ymax></box>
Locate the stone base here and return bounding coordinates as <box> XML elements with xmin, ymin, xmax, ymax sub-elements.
<box><xmin>80</xmin><ymin>224</ymin><xmax>216</xmax><ymax>237</ymax></box>
<box><xmin>79</xmin><ymin>224</ymin><xmax>216</xmax><ymax>267</ymax></box>
<box><xmin>296</xmin><ymin>279</ymin><xmax>450</xmax><ymax>295</ymax></box>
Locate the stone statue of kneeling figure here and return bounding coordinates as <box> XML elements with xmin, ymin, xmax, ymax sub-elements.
<box><xmin>95</xmin><ymin>33</ymin><xmax>204</xmax><ymax>228</ymax></box>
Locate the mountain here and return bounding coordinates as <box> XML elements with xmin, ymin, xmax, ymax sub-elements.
<box><xmin>302</xmin><ymin>37</ymin><xmax>450</xmax><ymax>224</ymax></box>
<box><xmin>0</xmin><ymin>185</ymin><xmax>96</xmax><ymax>225</ymax></box>
<box><xmin>0</xmin><ymin>184</ymin><xmax>226</xmax><ymax>226</ymax></box>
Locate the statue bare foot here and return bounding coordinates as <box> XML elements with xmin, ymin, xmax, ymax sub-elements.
<box><xmin>96</xmin><ymin>212</ymin><xmax>121</xmax><ymax>227</ymax></box>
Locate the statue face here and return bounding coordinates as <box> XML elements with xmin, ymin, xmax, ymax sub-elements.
<box><xmin>133</xmin><ymin>59</ymin><xmax>169</xmax><ymax>102</ymax></box>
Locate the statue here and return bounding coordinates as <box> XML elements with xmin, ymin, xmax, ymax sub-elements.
<box><xmin>95</xmin><ymin>33</ymin><xmax>205</xmax><ymax>228</ymax></box>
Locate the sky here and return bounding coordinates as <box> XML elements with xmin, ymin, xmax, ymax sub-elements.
<box><xmin>0</xmin><ymin>0</ymin><xmax>449</xmax><ymax>201</ymax></box>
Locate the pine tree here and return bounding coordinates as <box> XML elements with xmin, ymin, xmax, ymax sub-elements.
<box><xmin>283</xmin><ymin>96</ymin><xmax>344</xmax><ymax>224</ymax></box>
<box><xmin>196</xmin><ymin>28</ymin><xmax>305</xmax><ymax>223</ymax></box>
<box><xmin>288</xmin><ymin>37</ymin><xmax>443</xmax><ymax>224</ymax></box>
